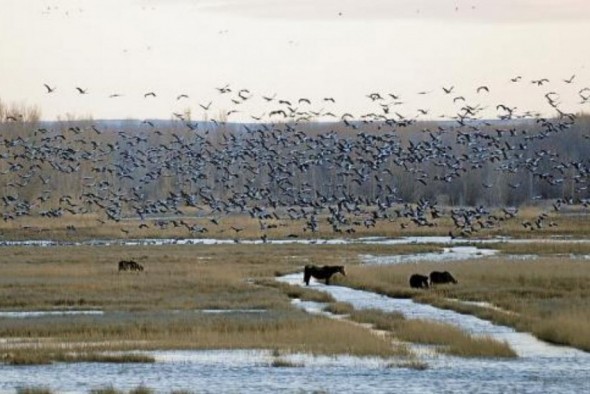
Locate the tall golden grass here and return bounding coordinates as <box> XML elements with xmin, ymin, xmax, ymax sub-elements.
<box><xmin>0</xmin><ymin>243</ymin><xmax>413</xmax><ymax>362</ymax></box>
<box><xmin>348</xmin><ymin>309</ymin><xmax>516</xmax><ymax>358</ymax></box>
<box><xmin>1</xmin><ymin>205</ymin><xmax>587</xmax><ymax>242</ymax></box>
<box><xmin>341</xmin><ymin>255</ymin><xmax>590</xmax><ymax>351</ymax></box>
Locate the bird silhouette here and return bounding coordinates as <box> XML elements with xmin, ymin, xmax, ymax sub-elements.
<box><xmin>43</xmin><ymin>84</ymin><xmax>56</xmax><ymax>93</ymax></box>
<box><xmin>199</xmin><ymin>101</ymin><xmax>212</xmax><ymax>110</ymax></box>
<box><xmin>531</xmin><ymin>78</ymin><xmax>549</xmax><ymax>86</ymax></box>
<box><xmin>563</xmin><ymin>74</ymin><xmax>575</xmax><ymax>84</ymax></box>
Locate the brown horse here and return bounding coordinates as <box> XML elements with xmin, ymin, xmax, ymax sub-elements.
<box><xmin>429</xmin><ymin>271</ymin><xmax>457</xmax><ymax>286</ymax></box>
<box><xmin>303</xmin><ymin>265</ymin><xmax>346</xmax><ymax>285</ymax></box>
<box><xmin>118</xmin><ymin>260</ymin><xmax>144</xmax><ymax>272</ymax></box>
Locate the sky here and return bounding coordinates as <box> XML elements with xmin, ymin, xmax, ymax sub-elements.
<box><xmin>1</xmin><ymin>0</ymin><xmax>590</xmax><ymax>122</ymax></box>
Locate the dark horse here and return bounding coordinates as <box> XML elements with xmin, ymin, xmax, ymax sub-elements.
<box><xmin>303</xmin><ymin>265</ymin><xmax>346</xmax><ymax>285</ymax></box>
<box><xmin>118</xmin><ymin>260</ymin><xmax>144</xmax><ymax>272</ymax></box>
<box><xmin>409</xmin><ymin>274</ymin><xmax>429</xmax><ymax>289</ymax></box>
<box><xmin>429</xmin><ymin>271</ymin><xmax>457</xmax><ymax>286</ymax></box>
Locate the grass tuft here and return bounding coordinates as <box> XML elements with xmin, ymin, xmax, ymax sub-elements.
<box><xmin>16</xmin><ymin>388</ymin><xmax>54</xmax><ymax>394</ymax></box>
<box><xmin>385</xmin><ymin>360</ymin><xmax>429</xmax><ymax>370</ymax></box>
<box><xmin>90</xmin><ymin>387</ymin><xmax>124</xmax><ymax>394</ymax></box>
<box><xmin>349</xmin><ymin>309</ymin><xmax>515</xmax><ymax>358</ymax></box>
<box><xmin>129</xmin><ymin>385</ymin><xmax>154</xmax><ymax>394</ymax></box>
<box><xmin>324</xmin><ymin>302</ymin><xmax>355</xmax><ymax>315</ymax></box>
<box><xmin>270</xmin><ymin>358</ymin><xmax>304</xmax><ymax>368</ymax></box>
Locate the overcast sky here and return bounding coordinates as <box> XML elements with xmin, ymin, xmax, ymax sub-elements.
<box><xmin>1</xmin><ymin>0</ymin><xmax>590</xmax><ymax>121</ymax></box>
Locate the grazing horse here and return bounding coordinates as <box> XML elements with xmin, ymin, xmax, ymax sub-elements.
<box><xmin>429</xmin><ymin>270</ymin><xmax>457</xmax><ymax>286</ymax></box>
<box><xmin>409</xmin><ymin>274</ymin><xmax>429</xmax><ymax>289</ymax></box>
<box><xmin>303</xmin><ymin>265</ymin><xmax>346</xmax><ymax>285</ymax></box>
<box><xmin>118</xmin><ymin>260</ymin><xmax>144</xmax><ymax>272</ymax></box>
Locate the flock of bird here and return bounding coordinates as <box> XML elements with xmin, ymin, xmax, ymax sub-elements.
<box><xmin>1</xmin><ymin>76</ymin><xmax>590</xmax><ymax>240</ymax></box>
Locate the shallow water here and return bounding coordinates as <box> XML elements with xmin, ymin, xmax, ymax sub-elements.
<box><xmin>3</xmin><ymin>235</ymin><xmax>590</xmax><ymax>248</ymax></box>
<box><xmin>0</xmin><ymin>310</ymin><xmax>103</xmax><ymax>318</ymax></box>
<box><xmin>360</xmin><ymin>246</ymin><xmax>498</xmax><ymax>265</ymax></box>
<box><xmin>2</xmin><ymin>277</ymin><xmax>588</xmax><ymax>394</ymax></box>
<box><xmin>1</xmin><ymin>347</ymin><xmax>589</xmax><ymax>394</ymax></box>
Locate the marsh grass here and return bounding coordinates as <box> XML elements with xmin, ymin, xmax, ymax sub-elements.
<box><xmin>493</xmin><ymin>241</ymin><xmax>590</xmax><ymax>255</ymax></box>
<box><xmin>90</xmin><ymin>386</ymin><xmax>175</xmax><ymax>394</ymax></box>
<box><xmin>16</xmin><ymin>388</ymin><xmax>54</xmax><ymax>394</ymax></box>
<box><xmin>343</xmin><ymin>255</ymin><xmax>590</xmax><ymax>351</ymax></box>
<box><xmin>270</xmin><ymin>357</ymin><xmax>304</xmax><ymax>368</ymax></box>
<box><xmin>531</xmin><ymin>310</ymin><xmax>590</xmax><ymax>350</ymax></box>
<box><xmin>324</xmin><ymin>301</ymin><xmax>355</xmax><ymax>315</ymax></box>
<box><xmin>91</xmin><ymin>386</ymin><xmax>154</xmax><ymax>394</ymax></box>
<box><xmin>0</xmin><ymin>208</ymin><xmax>518</xmax><ymax>242</ymax></box>
<box><xmin>0</xmin><ymin>243</ymin><xmax>420</xmax><ymax>360</ymax></box>
<box><xmin>1</xmin><ymin>237</ymin><xmax>588</xmax><ymax>360</ymax></box>
<box><xmin>2</xmin><ymin>205</ymin><xmax>589</xmax><ymax>242</ymax></box>
<box><xmin>394</xmin><ymin>319</ymin><xmax>516</xmax><ymax>358</ymax></box>
<box><xmin>348</xmin><ymin>309</ymin><xmax>515</xmax><ymax>358</ymax></box>
<box><xmin>128</xmin><ymin>386</ymin><xmax>154</xmax><ymax>394</ymax></box>
<box><xmin>3</xmin><ymin>349</ymin><xmax>155</xmax><ymax>365</ymax></box>
<box><xmin>0</xmin><ymin>312</ymin><xmax>405</xmax><ymax>362</ymax></box>
<box><xmin>0</xmin><ymin>211</ymin><xmax>448</xmax><ymax>241</ymax></box>
<box><xmin>385</xmin><ymin>360</ymin><xmax>429</xmax><ymax>370</ymax></box>
<box><xmin>90</xmin><ymin>387</ymin><xmax>123</xmax><ymax>394</ymax></box>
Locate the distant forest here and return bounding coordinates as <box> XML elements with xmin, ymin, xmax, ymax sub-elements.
<box><xmin>1</xmin><ymin>98</ymin><xmax>589</xmax><ymax>224</ymax></box>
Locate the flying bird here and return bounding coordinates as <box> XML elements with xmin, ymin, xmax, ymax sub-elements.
<box><xmin>144</xmin><ymin>92</ymin><xmax>156</xmax><ymax>98</ymax></box>
<box><xmin>531</xmin><ymin>78</ymin><xmax>549</xmax><ymax>86</ymax></box>
<box><xmin>199</xmin><ymin>101</ymin><xmax>212</xmax><ymax>110</ymax></box>
<box><xmin>442</xmin><ymin>86</ymin><xmax>454</xmax><ymax>94</ymax></box>
<box><xmin>75</xmin><ymin>87</ymin><xmax>88</xmax><ymax>94</ymax></box>
<box><xmin>237</xmin><ymin>89</ymin><xmax>250</xmax><ymax>100</ymax></box>
<box><xmin>216</xmin><ymin>84</ymin><xmax>231</xmax><ymax>94</ymax></box>
<box><xmin>367</xmin><ymin>93</ymin><xmax>383</xmax><ymax>101</ymax></box>
<box><xmin>563</xmin><ymin>74</ymin><xmax>576</xmax><ymax>84</ymax></box>
<box><xmin>43</xmin><ymin>84</ymin><xmax>56</xmax><ymax>93</ymax></box>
